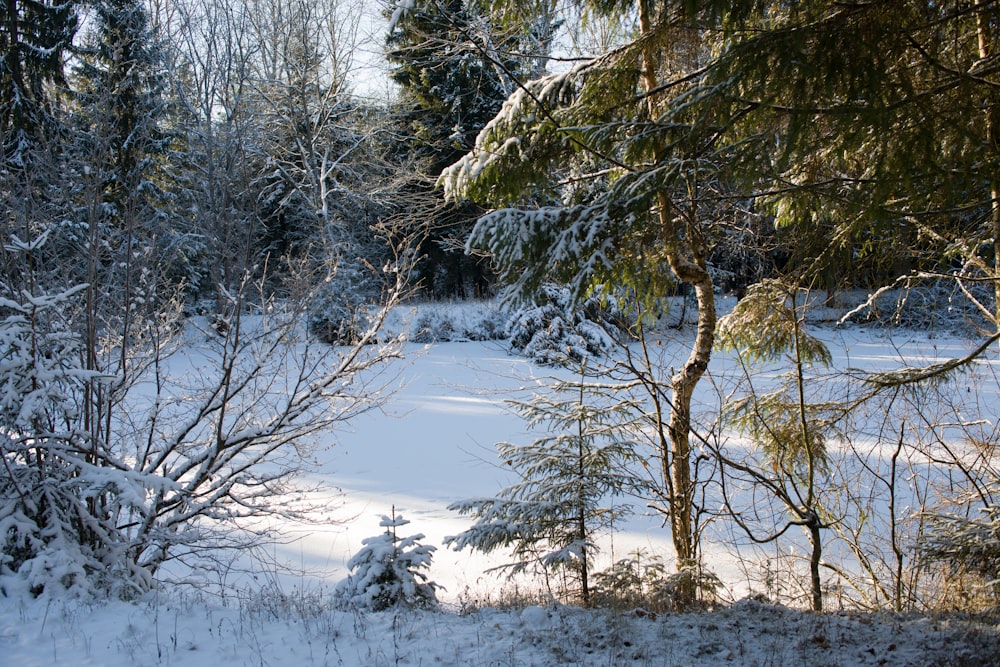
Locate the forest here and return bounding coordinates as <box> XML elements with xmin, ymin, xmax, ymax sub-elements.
<box><xmin>1</xmin><ymin>0</ymin><xmax>999</xmax><ymax>633</ymax></box>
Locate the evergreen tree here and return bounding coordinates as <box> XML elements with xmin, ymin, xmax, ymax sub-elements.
<box><xmin>386</xmin><ymin>0</ymin><xmax>522</xmax><ymax>298</ymax></box>
<box><xmin>0</xmin><ymin>0</ymin><xmax>79</xmax><ymax>165</ymax></box>
<box><xmin>716</xmin><ymin>280</ymin><xmax>841</xmax><ymax>611</ymax></box>
<box><xmin>71</xmin><ymin>0</ymin><xmax>172</xmax><ymax>316</ymax></box>
<box><xmin>0</xmin><ymin>234</ymin><xmax>132</xmax><ymax>596</ymax></box>
<box><xmin>73</xmin><ymin>0</ymin><xmax>167</xmax><ymax>233</ymax></box>
<box><xmin>446</xmin><ymin>368</ymin><xmax>647</xmax><ymax>605</ymax></box>
<box><xmin>923</xmin><ymin>501</ymin><xmax>1000</xmax><ymax>587</ymax></box>
<box><xmin>337</xmin><ymin>511</ymin><xmax>439</xmax><ymax>611</ymax></box>
<box><xmin>440</xmin><ymin>2</ymin><xmax>730</xmax><ymax>606</ymax></box>
<box><xmin>387</xmin><ymin>0</ymin><xmax>518</xmax><ymax>173</ymax></box>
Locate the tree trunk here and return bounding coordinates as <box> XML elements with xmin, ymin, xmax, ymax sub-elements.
<box><xmin>637</xmin><ymin>0</ymin><xmax>716</xmax><ymax>608</ymax></box>
<box><xmin>976</xmin><ymin>2</ymin><xmax>1000</xmax><ymax>343</ymax></box>
<box><xmin>808</xmin><ymin>516</ymin><xmax>823</xmax><ymax>612</ymax></box>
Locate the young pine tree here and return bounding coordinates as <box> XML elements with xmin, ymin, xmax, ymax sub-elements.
<box><xmin>446</xmin><ymin>367</ymin><xmax>648</xmax><ymax>605</ymax></box>
<box><xmin>337</xmin><ymin>511</ymin><xmax>439</xmax><ymax>611</ymax></box>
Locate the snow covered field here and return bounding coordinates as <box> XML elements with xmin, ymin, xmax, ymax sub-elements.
<box><xmin>3</xmin><ymin>591</ymin><xmax>997</xmax><ymax>666</ymax></box>
<box><xmin>2</xmin><ymin>319</ymin><xmax>999</xmax><ymax>666</ymax></box>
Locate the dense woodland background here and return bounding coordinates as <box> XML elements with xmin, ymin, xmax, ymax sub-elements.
<box><xmin>1</xmin><ymin>0</ymin><xmax>1000</xmax><ymax>618</ymax></box>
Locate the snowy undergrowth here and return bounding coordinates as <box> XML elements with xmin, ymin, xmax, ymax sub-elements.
<box><xmin>2</xmin><ymin>589</ymin><xmax>996</xmax><ymax>667</ymax></box>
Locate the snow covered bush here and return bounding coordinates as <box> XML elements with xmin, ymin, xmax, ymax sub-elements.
<box><xmin>336</xmin><ymin>512</ymin><xmax>439</xmax><ymax>611</ymax></box>
<box><xmin>840</xmin><ymin>278</ymin><xmax>995</xmax><ymax>334</ymax></box>
<box><xmin>922</xmin><ymin>501</ymin><xmax>1000</xmax><ymax>597</ymax></box>
<box><xmin>591</xmin><ymin>550</ymin><xmax>672</xmax><ymax>611</ymax></box>
<box><xmin>505</xmin><ymin>284</ymin><xmax>626</xmax><ymax>365</ymax></box>
<box><xmin>308</xmin><ymin>256</ymin><xmax>384</xmax><ymax>344</ymax></box>
<box><xmin>0</xmin><ymin>231</ymin><xmax>409</xmax><ymax>597</ymax></box>
<box><xmin>0</xmin><ymin>235</ymin><xmax>137</xmax><ymax>596</ymax></box>
<box><xmin>409</xmin><ymin>302</ymin><xmax>508</xmax><ymax>343</ymax></box>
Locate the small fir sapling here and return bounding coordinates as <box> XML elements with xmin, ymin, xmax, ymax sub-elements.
<box><xmin>446</xmin><ymin>364</ymin><xmax>647</xmax><ymax>605</ymax></box>
<box><xmin>337</xmin><ymin>510</ymin><xmax>439</xmax><ymax>611</ymax></box>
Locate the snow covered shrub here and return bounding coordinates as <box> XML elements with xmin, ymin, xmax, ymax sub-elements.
<box><xmin>337</xmin><ymin>512</ymin><xmax>439</xmax><ymax>611</ymax></box>
<box><xmin>591</xmin><ymin>550</ymin><xmax>672</xmax><ymax>611</ymax></box>
<box><xmin>506</xmin><ymin>284</ymin><xmax>626</xmax><ymax>364</ymax></box>
<box><xmin>841</xmin><ymin>278</ymin><xmax>995</xmax><ymax>334</ymax></box>
<box><xmin>922</xmin><ymin>502</ymin><xmax>1000</xmax><ymax>606</ymax></box>
<box><xmin>409</xmin><ymin>302</ymin><xmax>508</xmax><ymax>343</ymax></box>
<box><xmin>0</xmin><ymin>246</ymin><xmax>135</xmax><ymax>596</ymax></box>
<box><xmin>2</xmin><ymin>232</ymin><xmax>409</xmax><ymax>597</ymax></box>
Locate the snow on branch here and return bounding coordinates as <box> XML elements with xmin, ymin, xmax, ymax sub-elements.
<box><xmin>439</xmin><ymin>63</ymin><xmax>589</xmax><ymax>204</ymax></box>
<box><xmin>387</xmin><ymin>0</ymin><xmax>415</xmax><ymax>34</ymax></box>
<box><xmin>467</xmin><ymin>205</ymin><xmax>618</xmax><ymax>307</ymax></box>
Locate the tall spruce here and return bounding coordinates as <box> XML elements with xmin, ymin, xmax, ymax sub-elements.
<box><xmin>74</xmin><ymin>0</ymin><xmax>167</xmax><ymax>233</ymax></box>
<box><xmin>70</xmin><ymin>0</ymin><xmax>171</xmax><ymax>478</ymax></box>
<box><xmin>386</xmin><ymin>0</ymin><xmax>522</xmax><ymax>298</ymax></box>
<box><xmin>0</xmin><ymin>0</ymin><xmax>79</xmax><ymax>164</ymax></box>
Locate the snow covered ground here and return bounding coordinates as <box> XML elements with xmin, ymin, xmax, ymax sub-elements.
<box><xmin>3</xmin><ymin>591</ymin><xmax>997</xmax><ymax>666</ymax></box>
<box><xmin>1</xmin><ymin>315</ymin><xmax>999</xmax><ymax>666</ymax></box>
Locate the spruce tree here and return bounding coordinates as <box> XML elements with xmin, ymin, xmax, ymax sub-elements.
<box><xmin>0</xmin><ymin>0</ymin><xmax>79</xmax><ymax>165</ymax></box>
<box><xmin>73</xmin><ymin>0</ymin><xmax>167</xmax><ymax>232</ymax></box>
<box><xmin>447</xmin><ymin>369</ymin><xmax>647</xmax><ymax>605</ymax></box>
<box><xmin>337</xmin><ymin>511</ymin><xmax>439</xmax><ymax>611</ymax></box>
<box><xmin>386</xmin><ymin>0</ymin><xmax>523</xmax><ymax>298</ymax></box>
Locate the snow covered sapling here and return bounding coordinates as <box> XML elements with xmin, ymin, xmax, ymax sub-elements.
<box><xmin>0</xmin><ymin>234</ymin><xmax>119</xmax><ymax>596</ymax></box>
<box><xmin>446</xmin><ymin>366</ymin><xmax>647</xmax><ymax>605</ymax></box>
<box><xmin>337</xmin><ymin>511</ymin><xmax>439</xmax><ymax>611</ymax></box>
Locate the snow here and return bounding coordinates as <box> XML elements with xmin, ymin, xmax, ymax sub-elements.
<box><xmin>2</xmin><ymin>590</ymin><xmax>996</xmax><ymax>666</ymax></box>
<box><xmin>1</xmin><ymin>317</ymin><xmax>999</xmax><ymax>665</ymax></box>
<box><xmin>386</xmin><ymin>0</ymin><xmax>415</xmax><ymax>35</ymax></box>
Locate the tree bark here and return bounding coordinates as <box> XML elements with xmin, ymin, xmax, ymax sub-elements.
<box><xmin>808</xmin><ymin>515</ymin><xmax>823</xmax><ymax>612</ymax></box>
<box><xmin>976</xmin><ymin>2</ymin><xmax>1000</xmax><ymax>344</ymax></box>
<box><xmin>637</xmin><ymin>0</ymin><xmax>716</xmax><ymax>607</ymax></box>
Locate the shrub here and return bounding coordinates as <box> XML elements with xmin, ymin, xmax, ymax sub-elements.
<box><xmin>336</xmin><ymin>512</ymin><xmax>439</xmax><ymax>611</ymax></box>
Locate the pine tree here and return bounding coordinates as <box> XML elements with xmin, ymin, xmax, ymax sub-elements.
<box><xmin>386</xmin><ymin>0</ymin><xmax>523</xmax><ymax>298</ymax></box>
<box><xmin>337</xmin><ymin>511</ymin><xmax>439</xmax><ymax>611</ymax></box>
<box><xmin>446</xmin><ymin>368</ymin><xmax>647</xmax><ymax>605</ymax></box>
